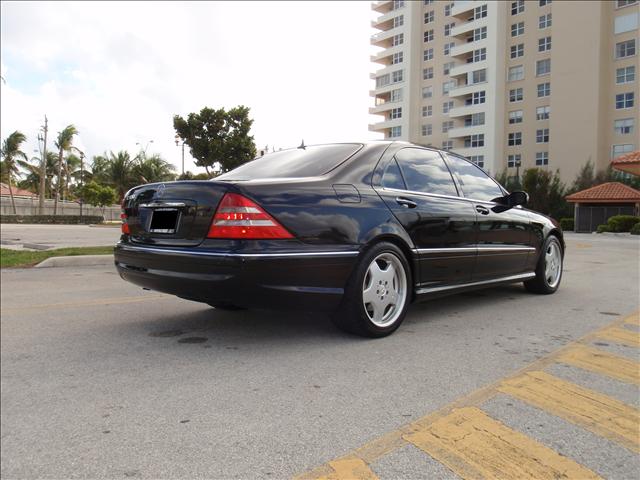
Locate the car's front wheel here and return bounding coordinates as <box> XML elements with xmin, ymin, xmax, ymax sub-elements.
<box><xmin>332</xmin><ymin>242</ymin><xmax>411</xmax><ymax>337</ymax></box>
<box><xmin>524</xmin><ymin>235</ymin><xmax>563</xmax><ymax>294</ymax></box>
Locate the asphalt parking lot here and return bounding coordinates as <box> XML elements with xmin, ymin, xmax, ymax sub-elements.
<box><xmin>1</xmin><ymin>233</ymin><xmax>639</xmax><ymax>479</ymax></box>
<box><xmin>1</xmin><ymin>224</ymin><xmax>120</xmax><ymax>250</ymax></box>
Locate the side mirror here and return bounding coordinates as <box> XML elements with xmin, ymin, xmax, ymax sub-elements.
<box><xmin>491</xmin><ymin>191</ymin><xmax>529</xmax><ymax>210</ymax></box>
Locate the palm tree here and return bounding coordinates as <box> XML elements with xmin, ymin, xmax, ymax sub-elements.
<box><xmin>92</xmin><ymin>151</ymin><xmax>134</xmax><ymax>202</ymax></box>
<box><xmin>1</xmin><ymin>131</ymin><xmax>28</xmax><ymax>214</ymax></box>
<box><xmin>53</xmin><ymin>124</ymin><xmax>78</xmax><ymax>214</ymax></box>
<box><xmin>133</xmin><ymin>153</ymin><xmax>177</xmax><ymax>184</ymax></box>
<box><xmin>17</xmin><ymin>152</ymin><xmax>58</xmax><ymax>199</ymax></box>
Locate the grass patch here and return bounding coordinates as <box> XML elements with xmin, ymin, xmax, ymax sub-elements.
<box><xmin>0</xmin><ymin>246</ymin><xmax>114</xmax><ymax>269</ymax></box>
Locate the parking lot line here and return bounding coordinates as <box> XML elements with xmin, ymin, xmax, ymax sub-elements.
<box><xmin>1</xmin><ymin>293</ymin><xmax>169</xmax><ymax>313</ymax></box>
<box><xmin>294</xmin><ymin>310</ymin><xmax>639</xmax><ymax>480</ymax></box>
<box><xmin>321</xmin><ymin>459</ymin><xmax>380</xmax><ymax>480</ymax></box>
<box><xmin>498</xmin><ymin>371</ymin><xmax>639</xmax><ymax>453</ymax></box>
<box><xmin>556</xmin><ymin>345</ymin><xmax>639</xmax><ymax>385</ymax></box>
<box><xmin>404</xmin><ymin>406</ymin><xmax>601</xmax><ymax>480</ymax></box>
<box><xmin>595</xmin><ymin>326</ymin><xmax>640</xmax><ymax>347</ymax></box>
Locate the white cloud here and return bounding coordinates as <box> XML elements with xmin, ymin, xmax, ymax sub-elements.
<box><xmin>0</xmin><ymin>1</ymin><xmax>382</xmax><ymax>175</ymax></box>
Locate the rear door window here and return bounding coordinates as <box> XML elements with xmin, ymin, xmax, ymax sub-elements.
<box><xmin>394</xmin><ymin>148</ymin><xmax>458</xmax><ymax>197</ymax></box>
<box><xmin>381</xmin><ymin>158</ymin><xmax>407</xmax><ymax>190</ymax></box>
<box><xmin>444</xmin><ymin>154</ymin><xmax>504</xmax><ymax>202</ymax></box>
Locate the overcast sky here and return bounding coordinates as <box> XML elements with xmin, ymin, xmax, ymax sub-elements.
<box><xmin>1</xmin><ymin>1</ymin><xmax>382</xmax><ymax>174</ymax></box>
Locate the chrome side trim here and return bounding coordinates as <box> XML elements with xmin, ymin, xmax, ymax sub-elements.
<box><xmin>414</xmin><ymin>247</ymin><xmax>476</xmax><ymax>254</ymax></box>
<box><xmin>415</xmin><ymin>272</ymin><xmax>536</xmax><ymax>295</ymax></box>
<box><xmin>116</xmin><ymin>243</ymin><xmax>359</xmax><ymax>258</ymax></box>
<box><xmin>413</xmin><ymin>246</ymin><xmax>536</xmax><ymax>255</ymax></box>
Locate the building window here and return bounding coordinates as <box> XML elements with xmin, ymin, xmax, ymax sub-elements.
<box><xmin>390</xmin><ymin>107</ymin><xmax>402</xmax><ymax>120</ymax></box>
<box><xmin>469</xmin><ymin>155</ymin><xmax>485</xmax><ymax>168</ymax></box>
<box><xmin>616</xmin><ymin>92</ymin><xmax>635</xmax><ymax>108</ymax></box>
<box><xmin>538</xmin><ymin>36</ymin><xmax>552</xmax><ymax>52</ymax></box>
<box><xmin>470</xmin><ymin>112</ymin><xmax>485</xmax><ymax>126</ymax></box>
<box><xmin>536</xmin><ymin>58</ymin><xmax>551</xmax><ymax>76</ymax></box>
<box><xmin>616</xmin><ymin>0</ymin><xmax>638</xmax><ymax>7</ymax></box>
<box><xmin>474</xmin><ymin>4</ymin><xmax>487</xmax><ymax>19</ymax></box>
<box><xmin>444</xmin><ymin>3</ymin><xmax>454</xmax><ymax>16</ymax></box>
<box><xmin>508</xmin><ymin>65</ymin><xmax>524</xmax><ymax>81</ymax></box>
<box><xmin>472</xmin><ymin>91</ymin><xmax>486</xmax><ymax>104</ymax></box>
<box><xmin>612</xmin><ymin>144</ymin><xmax>634</xmax><ymax>157</ymax></box>
<box><xmin>508</xmin><ymin>132</ymin><xmax>522</xmax><ymax>146</ymax></box>
<box><xmin>444</xmin><ymin>22</ymin><xmax>455</xmax><ymax>36</ymax></box>
<box><xmin>376</xmin><ymin>74</ymin><xmax>390</xmax><ymax>88</ymax></box>
<box><xmin>511</xmin><ymin>0</ymin><xmax>525</xmax><ymax>15</ymax></box>
<box><xmin>616</xmin><ymin>66</ymin><xmax>635</xmax><ymax>84</ymax></box>
<box><xmin>392</xmin><ymin>69</ymin><xmax>404</xmax><ymax>83</ymax></box>
<box><xmin>424</xmin><ymin>0</ymin><xmax>433</xmax><ymax>4</ymax></box>
<box><xmin>510</xmin><ymin>43</ymin><xmax>524</xmax><ymax>58</ymax></box>
<box><xmin>442</xmin><ymin>140</ymin><xmax>453</xmax><ymax>150</ymax></box>
<box><xmin>442</xmin><ymin>121</ymin><xmax>454</xmax><ymax>133</ymax></box>
<box><xmin>422</xmin><ymin>124</ymin><xmax>433</xmax><ymax>136</ymax></box>
<box><xmin>392</xmin><ymin>52</ymin><xmax>404</xmax><ymax>64</ymax></box>
<box><xmin>509</xmin><ymin>110</ymin><xmax>523</xmax><ymax>124</ymax></box>
<box><xmin>443</xmin><ymin>61</ymin><xmax>455</xmax><ymax>75</ymax></box>
<box><xmin>471</xmin><ymin>69</ymin><xmax>487</xmax><ymax>84</ymax></box>
<box><xmin>539</xmin><ymin>13</ymin><xmax>552</xmax><ymax>28</ymax></box>
<box><xmin>444</xmin><ymin>42</ymin><xmax>455</xmax><ymax>55</ymax></box>
<box><xmin>473</xmin><ymin>48</ymin><xmax>487</xmax><ymax>62</ymax></box>
<box><xmin>539</xmin><ymin>0</ymin><xmax>552</xmax><ymax>5</ymax></box>
<box><xmin>393</xmin><ymin>0</ymin><xmax>405</xmax><ymax>9</ymax></box>
<box><xmin>389</xmin><ymin>126</ymin><xmax>402</xmax><ymax>138</ymax></box>
<box><xmin>536</xmin><ymin>128</ymin><xmax>550</xmax><ymax>143</ymax></box>
<box><xmin>473</xmin><ymin>26</ymin><xmax>487</xmax><ymax>41</ymax></box>
<box><xmin>507</xmin><ymin>154</ymin><xmax>521</xmax><ymax>168</ymax></box>
<box><xmin>391</xmin><ymin>88</ymin><xmax>403</xmax><ymax>102</ymax></box>
<box><xmin>423</xmin><ymin>86</ymin><xmax>433</xmax><ymax>99</ymax></box>
<box><xmin>424</xmin><ymin>29</ymin><xmax>434</xmax><ymax>42</ymax></box>
<box><xmin>536</xmin><ymin>152</ymin><xmax>549</xmax><ymax>166</ymax></box>
<box><xmin>392</xmin><ymin>33</ymin><xmax>404</xmax><ymax>46</ymax></box>
<box><xmin>536</xmin><ymin>106</ymin><xmax>550</xmax><ymax>120</ymax></box>
<box><xmin>424</xmin><ymin>10</ymin><xmax>435</xmax><ymax>23</ymax></box>
<box><xmin>511</xmin><ymin>22</ymin><xmax>525</xmax><ymax>37</ymax></box>
<box><xmin>614</xmin><ymin>118</ymin><xmax>634</xmax><ymax>134</ymax></box>
<box><xmin>393</xmin><ymin>15</ymin><xmax>404</xmax><ymax>28</ymax></box>
<box><xmin>509</xmin><ymin>88</ymin><xmax>524</xmax><ymax>102</ymax></box>
<box><xmin>614</xmin><ymin>12</ymin><xmax>639</xmax><ymax>34</ymax></box>
<box><xmin>422</xmin><ymin>105</ymin><xmax>433</xmax><ymax>117</ymax></box>
<box><xmin>443</xmin><ymin>80</ymin><xmax>456</xmax><ymax>94</ymax></box>
<box><xmin>424</xmin><ymin>48</ymin><xmax>434</xmax><ymax>61</ymax></box>
<box><xmin>423</xmin><ymin>67</ymin><xmax>434</xmax><ymax>80</ymax></box>
<box><xmin>616</xmin><ymin>39</ymin><xmax>636</xmax><ymax>59</ymax></box>
<box><xmin>466</xmin><ymin>134</ymin><xmax>485</xmax><ymax>148</ymax></box>
<box><xmin>537</xmin><ymin>82</ymin><xmax>551</xmax><ymax>97</ymax></box>
<box><xmin>443</xmin><ymin>101</ymin><xmax>454</xmax><ymax>113</ymax></box>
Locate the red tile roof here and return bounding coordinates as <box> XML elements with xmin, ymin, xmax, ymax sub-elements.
<box><xmin>566</xmin><ymin>182</ymin><xmax>640</xmax><ymax>203</ymax></box>
<box><xmin>0</xmin><ymin>182</ymin><xmax>37</xmax><ymax>198</ymax></box>
<box><xmin>611</xmin><ymin>150</ymin><xmax>640</xmax><ymax>165</ymax></box>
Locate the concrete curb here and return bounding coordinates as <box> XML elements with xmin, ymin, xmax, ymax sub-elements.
<box><xmin>35</xmin><ymin>255</ymin><xmax>115</xmax><ymax>268</ymax></box>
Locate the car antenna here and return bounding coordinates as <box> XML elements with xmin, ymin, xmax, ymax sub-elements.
<box><xmin>298</xmin><ymin>139</ymin><xmax>305</xmax><ymax>150</ymax></box>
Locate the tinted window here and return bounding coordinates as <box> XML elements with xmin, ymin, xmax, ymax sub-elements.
<box><xmin>217</xmin><ymin>144</ymin><xmax>362</xmax><ymax>180</ymax></box>
<box><xmin>382</xmin><ymin>159</ymin><xmax>407</xmax><ymax>190</ymax></box>
<box><xmin>444</xmin><ymin>154</ymin><xmax>504</xmax><ymax>201</ymax></box>
<box><xmin>395</xmin><ymin>148</ymin><xmax>458</xmax><ymax>196</ymax></box>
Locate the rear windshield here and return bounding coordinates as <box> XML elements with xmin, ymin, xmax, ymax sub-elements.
<box><xmin>216</xmin><ymin>144</ymin><xmax>362</xmax><ymax>180</ymax></box>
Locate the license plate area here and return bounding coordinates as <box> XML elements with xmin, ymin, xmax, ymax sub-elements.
<box><xmin>149</xmin><ymin>208</ymin><xmax>181</xmax><ymax>234</ymax></box>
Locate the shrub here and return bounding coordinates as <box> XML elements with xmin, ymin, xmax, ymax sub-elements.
<box><xmin>631</xmin><ymin>223</ymin><xmax>640</xmax><ymax>235</ymax></box>
<box><xmin>607</xmin><ymin>215</ymin><xmax>640</xmax><ymax>233</ymax></box>
<box><xmin>559</xmin><ymin>218</ymin><xmax>574</xmax><ymax>231</ymax></box>
<box><xmin>596</xmin><ymin>224</ymin><xmax>610</xmax><ymax>233</ymax></box>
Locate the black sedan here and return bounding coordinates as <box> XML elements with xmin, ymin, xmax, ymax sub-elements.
<box><xmin>115</xmin><ymin>142</ymin><xmax>564</xmax><ymax>337</ymax></box>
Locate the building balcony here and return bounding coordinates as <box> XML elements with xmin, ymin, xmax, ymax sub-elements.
<box><xmin>372</xmin><ymin>1</ymin><xmax>393</xmax><ymax>14</ymax></box>
<box><xmin>450</xmin><ymin>16</ymin><xmax>489</xmax><ymax>39</ymax></box>
<box><xmin>369</xmin><ymin>118</ymin><xmax>402</xmax><ymax>132</ymax></box>
<box><xmin>451</xmin><ymin>146</ymin><xmax>488</xmax><ymax>158</ymax></box>
<box><xmin>447</xmin><ymin>124</ymin><xmax>487</xmax><ymax>139</ymax></box>
<box><xmin>449</xmin><ymin>59</ymin><xmax>487</xmax><ymax>78</ymax></box>
<box><xmin>369</xmin><ymin>100</ymin><xmax>403</xmax><ymax>115</ymax></box>
<box><xmin>448</xmin><ymin>81</ymin><xmax>487</xmax><ymax>98</ymax></box>
<box><xmin>370</xmin><ymin>45</ymin><xmax>403</xmax><ymax>64</ymax></box>
<box><xmin>451</xmin><ymin>0</ymin><xmax>487</xmax><ymax>18</ymax></box>
<box><xmin>450</xmin><ymin>37</ymin><xmax>487</xmax><ymax>58</ymax></box>
<box><xmin>372</xmin><ymin>8</ymin><xmax>404</xmax><ymax>29</ymax></box>
<box><xmin>448</xmin><ymin>103</ymin><xmax>487</xmax><ymax>118</ymax></box>
<box><xmin>370</xmin><ymin>28</ymin><xmax>397</xmax><ymax>46</ymax></box>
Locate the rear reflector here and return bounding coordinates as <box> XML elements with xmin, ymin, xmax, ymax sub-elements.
<box><xmin>207</xmin><ymin>193</ymin><xmax>293</xmax><ymax>239</ymax></box>
<box><xmin>120</xmin><ymin>212</ymin><xmax>130</xmax><ymax>235</ymax></box>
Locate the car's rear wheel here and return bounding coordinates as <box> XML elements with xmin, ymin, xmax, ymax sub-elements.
<box><xmin>524</xmin><ymin>235</ymin><xmax>563</xmax><ymax>294</ymax></box>
<box><xmin>332</xmin><ymin>242</ymin><xmax>411</xmax><ymax>337</ymax></box>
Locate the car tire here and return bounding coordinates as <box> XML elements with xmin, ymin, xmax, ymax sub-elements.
<box><xmin>208</xmin><ymin>303</ymin><xmax>247</xmax><ymax>311</ymax></box>
<box><xmin>332</xmin><ymin>241</ymin><xmax>412</xmax><ymax>338</ymax></box>
<box><xmin>524</xmin><ymin>235</ymin><xmax>563</xmax><ymax>294</ymax></box>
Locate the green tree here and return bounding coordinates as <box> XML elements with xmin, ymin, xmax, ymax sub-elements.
<box><xmin>173</xmin><ymin>105</ymin><xmax>256</xmax><ymax>174</ymax></box>
<box><xmin>132</xmin><ymin>153</ymin><xmax>177</xmax><ymax>184</ymax></box>
<box><xmin>53</xmin><ymin>124</ymin><xmax>79</xmax><ymax>214</ymax></box>
<box><xmin>521</xmin><ymin>168</ymin><xmax>571</xmax><ymax>219</ymax></box>
<box><xmin>91</xmin><ymin>151</ymin><xmax>135</xmax><ymax>201</ymax></box>
<box><xmin>495</xmin><ymin>169</ymin><xmax>522</xmax><ymax>192</ymax></box>
<box><xmin>177</xmin><ymin>171</ymin><xmax>214</xmax><ymax>181</ymax></box>
<box><xmin>17</xmin><ymin>152</ymin><xmax>58</xmax><ymax>198</ymax></box>
<box><xmin>79</xmin><ymin>181</ymin><xmax>117</xmax><ymax>216</ymax></box>
<box><xmin>1</xmin><ymin>131</ymin><xmax>28</xmax><ymax>214</ymax></box>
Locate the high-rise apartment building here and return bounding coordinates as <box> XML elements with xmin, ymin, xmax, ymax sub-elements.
<box><xmin>370</xmin><ymin>0</ymin><xmax>640</xmax><ymax>182</ymax></box>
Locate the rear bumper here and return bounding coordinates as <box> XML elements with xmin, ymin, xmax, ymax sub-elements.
<box><xmin>114</xmin><ymin>242</ymin><xmax>359</xmax><ymax>311</ymax></box>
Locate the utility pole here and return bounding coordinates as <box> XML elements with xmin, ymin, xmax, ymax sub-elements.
<box><xmin>38</xmin><ymin>115</ymin><xmax>48</xmax><ymax>215</ymax></box>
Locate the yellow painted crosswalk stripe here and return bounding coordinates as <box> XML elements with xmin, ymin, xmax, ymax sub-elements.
<box><xmin>595</xmin><ymin>326</ymin><xmax>640</xmax><ymax>347</ymax></box>
<box><xmin>309</xmin><ymin>458</ymin><xmax>379</xmax><ymax>480</ymax></box>
<box><xmin>556</xmin><ymin>345</ymin><xmax>640</xmax><ymax>385</ymax></box>
<box><xmin>404</xmin><ymin>406</ymin><xmax>601</xmax><ymax>480</ymax></box>
<box><xmin>498</xmin><ymin>371</ymin><xmax>640</xmax><ymax>453</ymax></box>
<box><xmin>624</xmin><ymin>311</ymin><xmax>640</xmax><ymax>326</ymax></box>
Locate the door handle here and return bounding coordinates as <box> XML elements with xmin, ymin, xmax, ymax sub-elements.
<box><xmin>396</xmin><ymin>197</ymin><xmax>417</xmax><ymax>209</ymax></box>
<box><xmin>475</xmin><ymin>205</ymin><xmax>490</xmax><ymax>215</ymax></box>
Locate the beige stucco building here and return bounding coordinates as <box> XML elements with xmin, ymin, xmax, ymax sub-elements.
<box><xmin>370</xmin><ymin>0</ymin><xmax>640</xmax><ymax>182</ymax></box>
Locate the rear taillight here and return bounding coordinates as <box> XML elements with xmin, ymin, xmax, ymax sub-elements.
<box><xmin>120</xmin><ymin>204</ymin><xmax>130</xmax><ymax>235</ymax></box>
<box><xmin>207</xmin><ymin>193</ymin><xmax>293</xmax><ymax>239</ymax></box>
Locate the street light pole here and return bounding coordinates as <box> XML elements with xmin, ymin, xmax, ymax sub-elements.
<box><xmin>174</xmin><ymin>135</ymin><xmax>185</xmax><ymax>175</ymax></box>
<box><xmin>38</xmin><ymin>115</ymin><xmax>48</xmax><ymax>215</ymax></box>
<box><xmin>71</xmin><ymin>146</ymin><xmax>85</xmax><ymax>221</ymax></box>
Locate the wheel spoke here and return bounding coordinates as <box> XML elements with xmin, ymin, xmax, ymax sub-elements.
<box><xmin>363</xmin><ymin>285</ymin><xmax>376</xmax><ymax>305</ymax></box>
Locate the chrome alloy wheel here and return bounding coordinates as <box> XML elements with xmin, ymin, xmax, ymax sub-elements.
<box><xmin>362</xmin><ymin>252</ymin><xmax>407</xmax><ymax>328</ymax></box>
<box><xmin>545</xmin><ymin>241</ymin><xmax>562</xmax><ymax>288</ymax></box>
